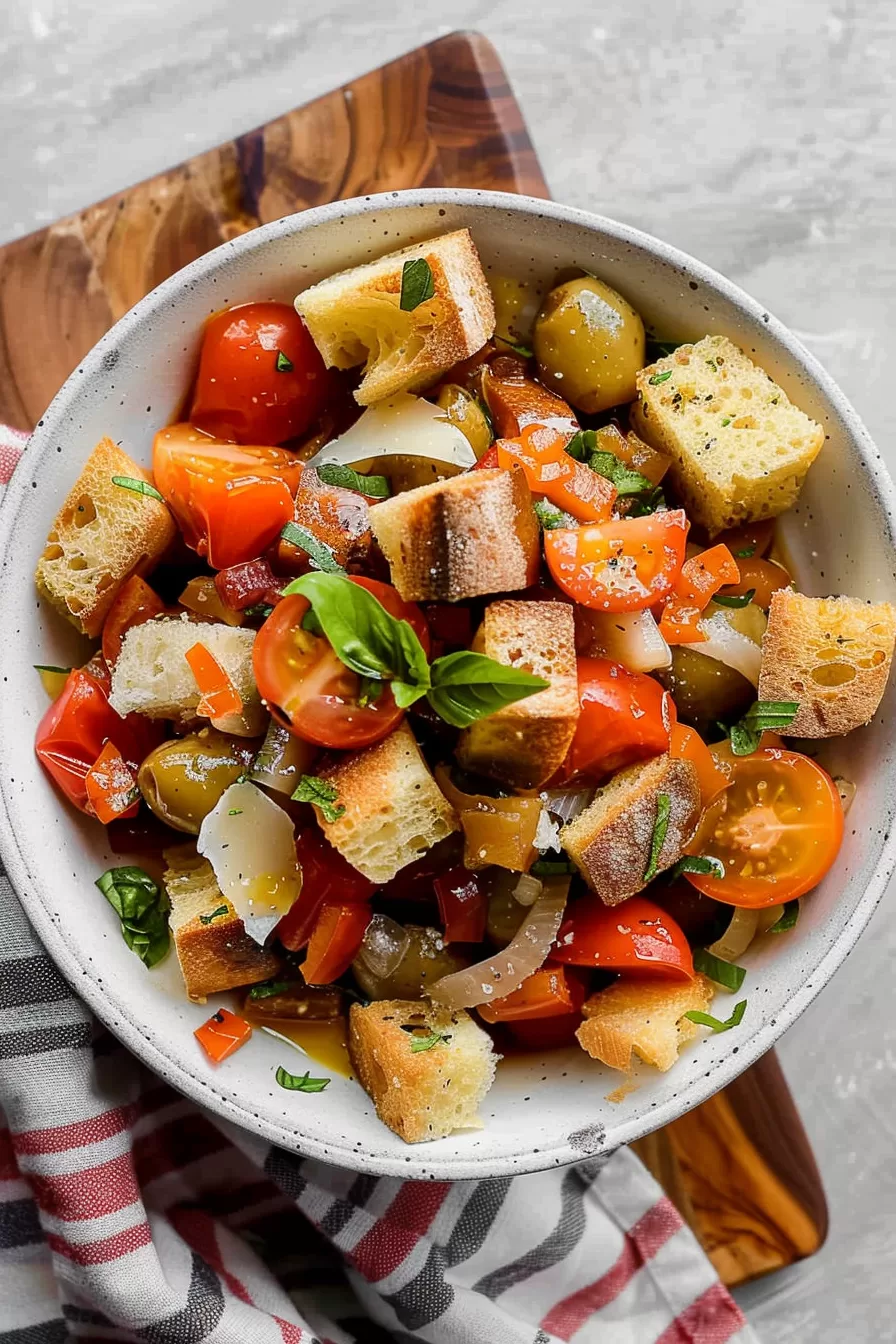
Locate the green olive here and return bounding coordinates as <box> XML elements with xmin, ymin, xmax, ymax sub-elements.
<box><xmin>352</xmin><ymin>925</ymin><xmax>469</xmax><ymax>1001</ymax></box>
<box><xmin>486</xmin><ymin>879</ymin><xmax>528</xmax><ymax>948</ymax></box>
<box><xmin>661</xmin><ymin>648</ymin><xmax>753</xmax><ymax>738</ymax></box>
<box><xmin>436</xmin><ymin>384</ymin><xmax>494</xmax><ymax>458</ymax></box>
<box><xmin>138</xmin><ymin>728</ymin><xmax>258</xmax><ymax>834</ymax></box>
<box><xmin>533</xmin><ymin>276</ymin><xmax>646</xmax><ymax>413</ymax></box>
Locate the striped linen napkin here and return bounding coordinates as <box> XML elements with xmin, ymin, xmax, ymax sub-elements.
<box><xmin>0</xmin><ymin>425</ymin><xmax>757</xmax><ymax>1344</ymax></box>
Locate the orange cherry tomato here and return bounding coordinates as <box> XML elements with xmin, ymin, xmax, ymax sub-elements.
<box><xmin>715</xmin><ymin>518</ymin><xmax>776</xmax><ymax>560</ymax></box>
<box><xmin>153</xmin><ymin>423</ymin><xmax>303</xmax><ymax>569</ymax></box>
<box><xmin>658</xmin><ymin>544</ymin><xmax>740</xmax><ymax>643</ymax></box>
<box><xmin>497</xmin><ymin>427</ymin><xmax>615</xmax><ymax>524</ymax></box>
<box><xmin>195</xmin><ymin>1008</ymin><xmax>252</xmax><ymax>1063</ymax></box>
<box><xmin>669</xmin><ymin>723</ymin><xmax>729</xmax><ymax>805</ymax></box>
<box><xmin>101</xmin><ymin>576</ymin><xmax>166</xmax><ymax>665</ymax></box>
<box><xmin>478</xmin><ymin>964</ymin><xmax>585</xmax><ymax>1023</ymax></box>
<box><xmin>191</xmin><ymin>302</ymin><xmax>331</xmax><ymax>445</ymax></box>
<box><xmin>482</xmin><ymin>360</ymin><xmax>580</xmax><ymax>441</ymax></box>
<box><xmin>684</xmin><ymin>748</ymin><xmax>844</xmax><ymax>908</ymax></box>
<box><xmin>716</xmin><ymin>556</ymin><xmax>792</xmax><ymax>609</ymax></box>
<box><xmin>253</xmin><ymin>578</ymin><xmax>429</xmax><ymax>750</ymax></box>
<box><xmin>558</xmin><ymin>657</ymin><xmax>674</xmax><ymax>782</ymax></box>
<box><xmin>302</xmin><ymin>903</ymin><xmax>372</xmax><ymax>985</ymax></box>
<box><xmin>544</xmin><ymin>510</ymin><xmax>689</xmax><ymax>612</ymax></box>
<box><xmin>552</xmin><ymin>895</ymin><xmax>695</xmax><ymax>979</ymax></box>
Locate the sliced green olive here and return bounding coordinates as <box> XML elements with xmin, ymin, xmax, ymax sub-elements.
<box><xmin>137</xmin><ymin>728</ymin><xmax>259</xmax><ymax>834</ymax></box>
<box><xmin>533</xmin><ymin>275</ymin><xmax>646</xmax><ymax>413</ymax></box>
<box><xmin>352</xmin><ymin>925</ymin><xmax>469</xmax><ymax>1000</ymax></box>
<box><xmin>436</xmin><ymin>384</ymin><xmax>494</xmax><ymax>458</ymax></box>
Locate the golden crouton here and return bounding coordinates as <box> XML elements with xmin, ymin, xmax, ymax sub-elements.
<box><xmin>577</xmin><ymin>974</ymin><xmax>714</xmax><ymax>1072</ymax></box>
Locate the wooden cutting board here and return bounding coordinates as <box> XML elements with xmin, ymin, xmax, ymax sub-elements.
<box><xmin>0</xmin><ymin>30</ymin><xmax>826</xmax><ymax>1285</ymax></box>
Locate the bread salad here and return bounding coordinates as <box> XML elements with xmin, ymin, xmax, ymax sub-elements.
<box><xmin>33</xmin><ymin>229</ymin><xmax>896</xmax><ymax>1143</ymax></box>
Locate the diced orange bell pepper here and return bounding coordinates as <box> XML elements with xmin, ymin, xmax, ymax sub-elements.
<box><xmin>478</xmin><ymin>964</ymin><xmax>584</xmax><ymax>1024</ymax></box>
<box><xmin>669</xmin><ymin>723</ymin><xmax>729</xmax><ymax>805</ymax></box>
<box><xmin>195</xmin><ymin>1008</ymin><xmax>252</xmax><ymax>1063</ymax></box>
<box><xmin>658</xmin><ymin>543</ymin><xmax>740</xmax><ymax>643</ymax></box>
<box><xmin>497</xmin><ymin>426</ymin><xmax>616</xmax><ymax>523</ymax></box>
<box><xmin>84</xmin><ymin>740</ymin><xmax>140</xmax><ymax>824</ymax></box>
<box><xmin>185</xmin><ymin>643</ymin><xmax>243</xmax><ymax>720</ymax></box>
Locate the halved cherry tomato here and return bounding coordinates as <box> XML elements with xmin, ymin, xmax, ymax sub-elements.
<box><xmin>195</xmin><ymin>1008</ymin><xmax>252</xmax><ymax>1063</ymax></box>
<box><xmin>716</xmin><ymin>556</ymin><xmax>792</xmax><ymax>610</ymax></box>
<box><xmin>684</xmin><ymin>747</ymin><xmax>844</xmax><ymax>908</ymax></box>
<box><xmin>153</xmin><ymin>423</ymin><xmax>303</xmax><ymax>569</ymax></box>
<box><xmin>302</xmin><ymin>903</ymin><xmax>372</xmax><ymax>985</ymax></box>
<box><xmin>552</xmin><ymin>894</ymin><xmax>695</xmax><ymax>979</ymax></box>
<box><xmin>253</xmin><ymin>578</ymin><xmax>428</xmax><ymax>750</ymax></box>
<box><xmin>84</xmin><ymin>741</ymin><xmax>139</xmax><ymax>824</ymax></box>
<box><xmin>277</xmin><ymin>825</ymin><xmax>373</xmax><ymax>952</ymax></box>
<box><xmin>658</xmin><ymin>544</ymin><xmax>740</xmax><ymax>643</ymax></box>
<box><xmin>482</xmin><ymin>360</ymin><xmax>579</xmax><ymax>441</ymax></box>
<box><xmin>101</xmin><ymin>576</ymin><xmax>165</xmax><ymax>665</ymax></box>
<box><xmin>478</xmin><ymin>964</ymin><xmax>585</xmax><ymax>1023</ymax></box>
<box><xmin>497</xmin><ymin>427</ymin><xmax>615</xmax><ymax>524</ymax></box>
<box><xmin>35</xmin><ymin>662</ymin><xmax>163</xmax><ymax>817</ymax></box>
<box><xmin>715</xmin><ymin>519</ymin><xmax>776</xmax><ymax>560</ymax></box>
<box><xmin>670</xmin><ymin>723</ymin><xmax>728</xmax><ymax>805</ymax></box>
<box><xmin>434</xmin><ymin>866</ymin><xmax>487</xmax><ymax>944</ymax></box>
<box><xmin>557</xmin><ymin>657</ymin><xmax>674</xmax><ymax>782</ymax></box>
<box><xmin>191</xmin><ymin>302</ymin><xmax>331</xmax><ymax>445</ymax></box>
<box><xmin>544</xmin><ymin>510</ymin><xmax>689</xmax><ymax>612</ymax></box>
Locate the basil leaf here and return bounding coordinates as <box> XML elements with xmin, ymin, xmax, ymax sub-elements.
<box><xmin>280</xmin><ymin>522</ymin><xmax>345</xmax><ymax>575</ymax></box>
<box><xmin>564</xmin><ymin>428</ymin><xmax>595</xmax><ymax>461</ymax></box>
<box><xmin>292</xmin><ymin>774</ymin><xmax>345</xmax><ymax>822</ymax></box>
<box><xmin>276</xmin><ymin>350</ymin><xmax>294</xmax><ymax>372</ymax></box>
<box><xmin>729</xmin><ymin>700</ymin><xmax>800</xmax><ymax>755</ymax></box>
<box><xmin>693</xmin><ymin>947</ymin><xmax>746</xmax><ymax>991</ymax></box>
<box><xmin>112</xmin><ymin>475</ymin><xmax>164</xmax><ymax>503</ymax></box>
<box><xmin>96</xmin><ymin>866</ymin><xmax>159</xmax><ymax>922</ymax></box>
<box><xmin>684</xmin><ymin>1000</ymin><xmax>747</xmax><ymax>1034</ymax></box>
<box><xmin>531</xmin><ymin>857</ymin><xmax>576</xmax><ymax>876</ymax></box>
<box><xmin>275</xmin><ymin>1066</ymin><xmax>330</xmax><ymax>1092</ymax></box>
<box><xmin>712</xmin><ymin>589</ymin><xmax>756</xmax><ymax>609</ymax></box>
<box><xmin>588</xmin><ymin>450</ymin><xmax>654</xmax><ymax>496</ymax></box>
<box><xmin>409</xmin><ymin>1028</ymin><xmax>451</xmax><ymax>1053</ymax></box>
<box><xmin>199</xmin><ymin>904</ymin><xmax>229</xmax><ymax>925</ymax></box>
<box><xmin>34</xmin><ymin>664</ymin><xmax>72</xmax><ymax>674</ymax></box>
<box><xmin>734</xmin><ymin>545</ymin><xmax>755</xmax><ymax>558</ymax></box>
<box><xmin>642</xmin><ymin>793</ymin><xmax>671</xmax><ymax>882</ymax></box>
<box><xmin>399</xmin><ymin>257</ymin><xmax>435</xmax><ymax>311</ymax></box>
<box><xmin>670</xmin><ymin>854</ymin><xmax>725</xmax><ymax>880</ymax></box>
<box><xmin>767</xmin><ymin>900</ymin><xmax>800</xmax><ymax>933</ymax></box>
<box><xmin>533</xmin><ymin>500</ymin><xmax>574</xmax><ymax>531</ymax></box>
<box><xmin>648</xmin><ymin>370</ymin><xmax>673</xmax><ymax>386</ymax></box>
<box><xmin>427</xmin><ymin>651</ymin><xmax>549</xmax><ymax>729</ymax></box>
<box><xmin>249</xmin><ymin>979</ymin><xmax>295</xmax><ymax>1000</ymax></box>
<box><xmin>495</xmin><ymin>334</ymin><xmax>533</xmax><ymax>359</ymax></box>
<box><xmin>316</xmin><ymin>463</ymin><xmax>391</xmax><ymax>499</ymax></box>
<box><xmin>646</xmin><ymin>339</ymin><xmax>682</xmax><ymax>361</ymax></box>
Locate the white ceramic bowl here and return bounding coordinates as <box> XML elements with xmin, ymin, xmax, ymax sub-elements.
<box><xmin>2</xmin><ymin>189</ymin><xmax>896</xmax><ymax>1179</ymax></box>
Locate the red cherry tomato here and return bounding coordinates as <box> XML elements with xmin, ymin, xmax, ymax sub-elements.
<box><xmin>277</xmin><ymin>825</ymin><xmax>373</xmax><ymax>952</ymax></box>
<box><xmin>102</xmin><ymin>576</ymin><xmax>166</xmax><ymax>665</ymax></box>
<box><xmin>153</xmin><ymin>423</ymin><xmax>303</xmax><ymax>569</ymax></box>
<box><xmin>544</xmin><ymin>510</ymin><xmax>688</xmax><ymax>612</ymax></box>
<box><xmin>191</xmin><ymin>302</ymin><xmax>331</xmax><ymax>445</ymax></box>
<box><xmin>552</xmin><ymin>895</ymin><xmax>695</xmax><ymax>980</ymax></box>
<box><xmin>35</xmin><ymin>662</ymin><xmax>163</xmax><ymax>817</ymax></box>
<box><xmin>253</xmin><ymin>578</ymin><xmax>429</xmax><ymax>750</ymax></box>
<box><xmin>302</xmin><ymin>903</ymin><xmax>372</xmax><ymax>985</ymax></box>
<box><xmin>558</xmin><ymin>657</ymin><xmax>674</xmax><ymax>782</ymax></box>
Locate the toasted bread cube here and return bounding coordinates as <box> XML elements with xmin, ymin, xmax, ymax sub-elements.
<box><xmin>561</xmin><ymin>754</ymin><xmax>700</xmax><ymax>906</ymax></box>
<box><xmin>164</xmin><ymin>846</ymin><xmax>281</xmax><ymax>1002</ymax></box>
<box><xmin>296</xmin><ymin>229</ymin><xmax>495</xmax><ymax>406</ymax></box>
<box><xmin>316</xmin><ymin>722</ymin><xmax>459</xmax><ymax>884</ymax></box>
<box><xmin>35</xmin><ymin>437</ymin><xmax>176</xmax><ymax>637</ymax></box>
<box><xmin>348</xmin><ymin>999</ymin><xmax>498</xmax><ymax>1143</ymax></box>
<box><xmin>576</xmin><ymin>974</ymin><xmax>714</xmax><ymax>1073</ymax></box>
<box><xmin>759</xmin><ymin>589</ymin><xmax>896</xmax><ymax>736</ymax></box>
<box><xmin>109</xmin><ymin>616</ymin><xmax>263</xmax><ymax>734</ymax></box>
<box><xmin>630</xmin><ymin>336</ymin><xmax>824</xmax><ymax>536</ymax></box>
<box><xmin>457</xmin><ymin>600</ymin><xmax>579</xmax><ymax>788</ymax></box>
<box><xmin>370</xmin><ymin>466</ymin><xmax>540</xmax><ymax>602</ymax></box>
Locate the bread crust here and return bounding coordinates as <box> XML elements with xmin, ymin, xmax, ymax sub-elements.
<box><xmin>576</xmin><ymin>974</ymin><xmax>714</xmax><ymax>1072</ymax></box>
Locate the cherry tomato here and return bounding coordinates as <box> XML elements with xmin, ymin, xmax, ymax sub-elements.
<box><xmin>153</xmin><ymin>423</ymin><xmax>303</xmax><ymax>569</ymax></box>
<box><xmin>558</xmin><ymin>657</ymin><xmax>674</xmax><ymax>782</ymax></box>
<box><xmin>102</xmin><ymin>576</ymin><xmax>166</xmax><ymax>665</ymax></box>
<box><xmin>684</xmin><ymin>748</ymin><xmax>844</xmax><ymax>907</ymax></box>
<box><xmin>552</xmin><ymin>895</ymin><xmax>695</xmax><ymax>979</ymax></box>
<box><xmin>302</xmin><ymin>903</ymin><xmax>372</xmax><ymax>985</ymax></box>
<box><xmin>35</xmin><ymin>662</ymin><xmax>162</xmax><ymax>817</ymax></box>
<box><xmin>277</xmin><ymin>824</ymin><xmax>373</xmax><ymax>952</ymax></box>
<box><xmin>669</xmin><ymin>722</ymin><xmax>728</xmax><ymax>805</ymax></box>
<box><xmin>714</xmin><ymin>518</ymin><xmax>776</xmax><ymax>560</ymax></box>
<box><xmin>478</xmin><ymin>964</ymin><xmax>585</xmax><ymax>1023</ymax></box>
<box><xmin>434</xmin><ymin>866</ymin><xmax>487</xmax><ymax>943</ymax></box>
<box><xmin>544</xmin><ymin>510</ymin><xmax>689</xmax><ymax>612</ymax></box>
<box><xmin>253</xmin><ymin>578</ymin><xmax>429</xmax><ymax>750</ymax></box>
<box><xmin>482</xmin><ymin>360</ymin><xmax>580</xmax><ymax>441</ymax></box>
<box><xmin>497</xmin><ymin>427</ymin><xmax>615</xmax><ymax>524</ymax></box>
<box><xmin>191</xmin><ymin>302</ymin><xmax>331</xmax><ymax>445</ymax></box>
<box><xmin>716</xmin><ymin>556</ymin><xmax>792</xmax><ymax>610</ymax></box>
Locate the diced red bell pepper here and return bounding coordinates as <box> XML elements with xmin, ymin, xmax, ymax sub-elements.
<box><xmin>214</xmin><ymin>557</ymin><xmax>282</xmax><ymax>611</ymax></box>
<box><xmin>195</xmin><ymin>1008</ymin><xmax>252</xmax><ymax>1063</ymax></box>
<box><xmin>434</xmin><ymin>866</ymin><xmax>487</xmax><ymax>943</ymax></box>
<box><xmin>277</xmin><ymin>825</ymin><xmax>373</xmax><ymax>952</ymax></box>
<box><xmin>505</xmin><ymin>1013</ymin><xmax>583</xmax><ymax>1050</ymax></box>
<box><xmin>482</xmin><ymin>361</ymin><xmax>580</xmax><ymax>441</ymax></box>
<box><xmin>478</xmin><ymin>963</ymin><xmax>585</xmax><ymax>1023</ymax></box>
<box><xmin>84</xmin><ymin>740</ymin><xmax>140</xmax><ymax>824</ymax></box>
<box><xmin>302</xmin><ymin>903</ymin><xmax>372</xmax><ymax>985</ymax></box>
<box><xmin>473</xmin><ymin>445</ymin><xmax>500</xmax><ymax>471</ymax></box>
<box><xmin>184</xmin><ymin>643</ymin><xmax>243</xmax><ymax>720</ymax></box>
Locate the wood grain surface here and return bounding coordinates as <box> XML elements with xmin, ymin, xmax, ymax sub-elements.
<box><xmin>0</xmin><ymin>28</ymin><xmax>825</xmax><ymax>1286</ymax></box>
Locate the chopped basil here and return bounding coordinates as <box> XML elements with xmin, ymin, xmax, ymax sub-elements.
<box><xmin>531</xmin><ymin>857</ymin><xmax>576</xmax><ymax>876</ymax></box>
<box><xmin>227</xmin><ymin>808</ymin><xmax>243</xmax><ymax>816</ymax></box>
<box><xmin>316</xmin><ymin>463</ymin><xmax>391</xmax><ymax>499</ymax></box>
<box><xmin>588</xmin><ymin>449</ymin><xmax>654</xmax><ymax>496</ymax></box>
<box><xmin>533</xmin><ymin>500</ymin><xmax>572</xmax><ymax>531</ymax></box>
<box><xmin>670</xmin><ymin>854</ymin><xmax>725</xmax><ymax>880</ymax></box>
<box><xmin>112</xmin><ymin>475</ymin><xmax>164</xmax><ymax>503</ymax></box>
<box><xmin>276</xmin><ymin>349</ymin><xmax>294</xmax><ymax>372</ymax></box>
<box><xmin>684</xmin><ymin>1000</ymin><xmax>747</xmax><ymax>1034</ymax></box>
<box><xmin>96</xmin><ymin>866</ymin><xmax>169</xmax><ymax>968</ymax></box>
<box><xmin>280</xmin><ymin>522</ymin><xmax>345</xmax><ymax>574</ymax></box>
<box><xmin>721</xmin><ymin>417</ymin><xmax>733</xmax><ymax>427</ymax></box>
<box><xmin>646</xmin><ymin>339</ymin><xmax>682</xmax><ymax>361</ymax></box>
<box><xmin>693</xmin><ymin>947</ymin><xmax>746</xmax><ymax>991</ymax></box>
<box><xmin>275</xmin><ymin>1066</ymin><xmax>330</xmax><ymax>1092</ymax></box>
<box><xmin>243</xmin><ymin>603</ymin><xmax>274</xmax><ymax>620</ymax></box>
<box><xmin>626</xmin><ymin>485</ymin><xmax>666</xmax><ymax>517</ymax></box>
<box><xmin>399</xmin><ymin>257</ymin><xmax>435</xmax><ymax>311</ymax></box>
<box><xmin>292</xmin><ymin>774</ymin><xmax>345</xmax><ymax>823</ymax></box>
<box><xmin>729</xmin><ymin>700</ymin><xmax>800</xmax><ymax>755</ymax></box>
<box><xmin>249</xmin><ymin>979</ymin><xmax>295</xmax><ymax>1000</ymax></box>
<box><xmin>734</xmin><ymin>545</ymin><xmax>755</xmax><ymax>558</ymax></box>
<box><xmin>712</xmin><ymin>589</ymin><xmax>756</xmax><ymax>609</ymax></box>
<box><xmin>34</xmin><ymin>664</ymin><xmax>72</xmax><ymax>674</ymax></box>
<box><xmin>767</xmin><ymin>900</ymin><xmax>800</xmax><ymax>933</ymax></box>
<box><xmin>495</xmin><ymin>334</ymin><xmax>533</xmax><ymax>359</ymax></box>
<box><xmin>409</xmin><ymin>1028</ymin><xmax>451</xmax><ymax>1053</ymax></box>
<box><xmin>648</xmin><ymin>370</ymin><xmax>673</xmax><ymax>386</ymax></box>
<box><xmin>564</xmin><ymin>428</ymin><xmax>592</xmax><ymax>461</ymax></box>
<box><xmin>199</xmin><ymin>904</ymin><xmax>229</xmax><ymax>925</ymax></box>
<box><xmin>643</xmin><ymin>793</ymin><xmax>671</xmax><ymax>883</ymax></box>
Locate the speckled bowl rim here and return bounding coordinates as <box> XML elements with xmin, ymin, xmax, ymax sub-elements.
<box><xmin>2</xmin><ymin>187</ymin><xmax>896</xmax><ymax>1179</ymax></box>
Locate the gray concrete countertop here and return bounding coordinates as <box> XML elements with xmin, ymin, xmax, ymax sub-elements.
<box><xmin>2</xmin><ymin>1</ymin><xmax>895</xmax><ymax>1337</ymax></box>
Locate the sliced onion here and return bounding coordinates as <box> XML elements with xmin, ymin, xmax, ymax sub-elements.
<box><xmin>756</xmin><ymin>905</ymin><xmax>785</xmax><ymax>934</ymax></box>
<box><xmin>355</xmin><ymin>914</ymin><xmax>410</xmax><ymax>980</ymax></box>
<box><xmin>429</xmin><ymin>877</ymin><xmax>569</xmax><ymax>1009</ymax></box>
<box><xmin>707</xmin><ymin>907</ymin><xmax>759</xmax><ymax>961</ymax></box>
<box><xmin>306</xmin><ymin>392</ymin><xmax>476</xmax><ymax>472</ymax></box>
<box><xmin>696</xmin><ymin>610</ymin><xmax>763</xmax><ymax>687</ymax></box>
<box><xmin>513</xmin><ymin>873</ymin><xmax>543</xmax><ymax>907</ymax></box>
<box><xmin>834</xmin><ymin>777</ymin><xmax>857</xmax><ymax>815</ymax></box>
<box><xmin>250</xmin><ymin>720</ymin><xmax>318</xmax><ymax>796</ymax></box>
<box><xmin>540</xmin><ymin>786</ymin><xmax>594</xmax><ymax>825</ymax></box>
<box><xmin>577</xmin><ymin>608</ymin><xmax>672</xmax><ymax>673</ymax></box>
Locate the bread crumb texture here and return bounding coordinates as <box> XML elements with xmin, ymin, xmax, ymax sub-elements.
<box><xmin>109</xmin><ymin>616</ymin><xmax>259</xmax><ymax>722</ymax></box>
<box><xmin>577</xmin><ymin>974</ymin><xmax>714</xmax><ymax>1073</ymax></box>
<box><xmin>631</xmin><ymin>335</ymin><xmax>823</xmax><ymax>536</ymax></box>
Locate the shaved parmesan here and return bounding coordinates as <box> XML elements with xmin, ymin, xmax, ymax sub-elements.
<box><xmin>579</xmin><ymin>608</ymin><xmax>672</xmax><ymax>673</ymax></box>
<box><xmin>197</xmin><ymin>781</ymin><xmax>301</xmax><ymax>945</ymax></box>
<box><xmin>306</xmin><ymin>393</ymin><xmax>476</xmax><ymax>472</ymax></box>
